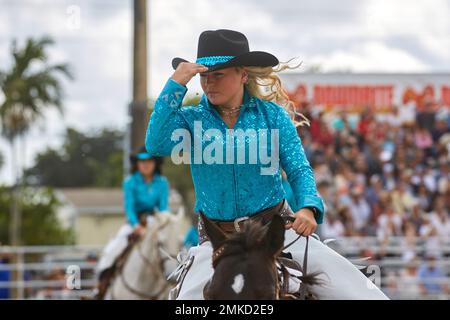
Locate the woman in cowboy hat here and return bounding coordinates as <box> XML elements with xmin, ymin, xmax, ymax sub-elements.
<box><xmin>94</xmin><ymin>146</ymin><xmax>170</xmax><ymax>298</ymax></box>
<box><xmin>146</xmin><ymin>29</ymin><xmax>388</xmax><ymax>299</ymax></box>
<box><xmin>122</xmin><ymin>146</ymin><xmax>169</xmax><ymax>229</ymax></box>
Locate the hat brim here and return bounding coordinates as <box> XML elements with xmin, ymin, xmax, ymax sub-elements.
<box><xmin>130</xmin><ymin>153</ymin><xmax>154</xmax><ymax>162</ymax></box>
<box><xmin>135</xmin><ymin>153</ymin><xmax>153</xmax><ymax>160</ymax></box>
<box><xmin>172</xmin><ymin>51</ymin><xmax>279</xmax><ymax>72</ymax></box>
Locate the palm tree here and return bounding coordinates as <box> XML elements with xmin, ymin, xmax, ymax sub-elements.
<box><xmin>0</xmin><ymin>36</ymin><xmax>73</xmax><ymax>246</ymax></box>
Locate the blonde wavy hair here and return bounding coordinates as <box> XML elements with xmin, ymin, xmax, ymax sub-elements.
<box><xmin>241</xmin><ymin>59</ymin><xmax>310</xmax><ymax>127</ymax></box>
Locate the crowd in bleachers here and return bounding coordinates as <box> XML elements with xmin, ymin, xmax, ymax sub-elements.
<box><xmin>295</xmin><ymin>100</ymin><xmax>449</xmax><ymax>298</ymax></box>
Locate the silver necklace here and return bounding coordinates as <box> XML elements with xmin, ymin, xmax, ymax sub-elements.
<box><xmin>217</xmin><ymin>106</ymin><xmax>241</xmax><ymax>115</ymax></box>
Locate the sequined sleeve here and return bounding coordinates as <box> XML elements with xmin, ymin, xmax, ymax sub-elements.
<box><xmin>276</xmin><ymin>105</ymin><xmax>325</xmax><ymax>224</ymax></box>
<box><xmin>157</xmin><ymin>176</ymin><xmax>170</xmax><ymax>212</ymax></box>
<box><xmin>123</xmin><ymin>176</ymin><xmax>138</xmax><ymax>226</ymax></box>
<box><xmin>145</xmin><ymin>78</ymin><xmax>189</xmax><ymax>156</ymax></box>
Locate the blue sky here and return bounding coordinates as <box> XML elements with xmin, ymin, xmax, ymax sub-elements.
<box><xmin>0</xmin><ymin>0</ymin><xmax>449</xmax><ymax>184</ymax></box>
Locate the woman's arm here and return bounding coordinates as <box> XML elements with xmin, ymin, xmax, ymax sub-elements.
<box><xmin>157</xmin><ymin>177</ymin><xmax>170</xmax><ymax>212</ymax></box>
<box><xmin>145</xmin><ymin>78</ymin><xmax>190</xmax><ymax>157</ymax></box>
<box><xmin>275</xmin><ymin>104</ymin><xmax>325</xmax><ymax>224</ymax></box>
<box><xmin>146</xmin><ymin>63</ymin><xmax>208</xmax><ymax>157</ymax></box>
<box><xmin>123</xmin><ymin>177</ymin><xmax>139</xmax><ymax>226</ymax></box>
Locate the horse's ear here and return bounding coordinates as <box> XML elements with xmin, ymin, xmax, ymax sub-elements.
<box><xmin>264</xmin><ymin>215</ymin><xmax>285</xmax><ymax>257</ymax></box>
<box><xmin>200</xmin><ymin>212</ymin><xmax>227</xmax><ymax>251</ymax></box>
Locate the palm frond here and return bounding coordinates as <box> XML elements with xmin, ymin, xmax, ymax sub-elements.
<box><xmin>0</xmin><ymin>36</ymin><xmax>72</xmax><ymax>139</ymax></box>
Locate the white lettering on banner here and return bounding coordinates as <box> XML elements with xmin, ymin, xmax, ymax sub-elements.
<box><xmin>280</xmin><ymin>73</ymin><xmax>450</xmax><ymax>113</ymax></box>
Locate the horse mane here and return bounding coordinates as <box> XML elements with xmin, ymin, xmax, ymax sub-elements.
<box><xmin>221</xmin><ymin>220</ymin><xmax>325</xmax><ymax>289</ymax></box>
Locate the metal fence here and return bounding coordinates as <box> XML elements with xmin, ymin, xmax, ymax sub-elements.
<box><xmin>0</xmin><ymin>245</ymin><xmax>102</xmax><ymax>300</ymax></box>
<box><xmin>1</xmin><ymin>237</ymin><xmax>449</xmax><ymax>300</ymax></box>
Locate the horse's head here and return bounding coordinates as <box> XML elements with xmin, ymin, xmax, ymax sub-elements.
<box><xmin>202</xmin><ymin>214</ymin><xmax>285</xmax><ymax>299</ymax></box>
<box><xmin>142</xmin><ymin>208</ymin><xmax>186</xmax><ymax>278</ymax></box>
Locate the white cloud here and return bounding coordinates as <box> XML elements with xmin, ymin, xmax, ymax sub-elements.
<box><xmin>0</xmin><ymin>0</ymin><xmax>449</xmax><ymax>184</ymax></box>
<box><xmin>149</xmin><ymin>0</ymin><xmax>283</xmax><ymax>96</ymax></box>
<box><xmin>309</xmin><ymin>41</ymin><xmax>429</xmax><ymax>72</ymax></box>
<box><xmin>362</xmin><ymin>0</ymin><xmax>450</xmax><ymax>61</ymax></box>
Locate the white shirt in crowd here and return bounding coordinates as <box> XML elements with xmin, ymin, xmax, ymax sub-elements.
<box><xmin>398</xmin><ymin>102</ymin><xmax>416</xmax><ymax>125</ymax></box>
<box><xmin>349</xmin><ymin>198</ymin><xmax>371</xmax><ymax>231</ymax></box>
<box><xmin>419</xmin><ymin>223</ymin><xmax>443</xmax><ymax>257</ymax></box>
<box><xmin>377</xmin><ymin>212</ymin><xmax>403</xmax><ymax>240</ymax></box>
<box><xmin>429</xmin><ymin>212</ymin><xmax>450</xmax><ymax>241</ymax></box>
<box><xmin>321</xmin><ymin>218</ymin><xmax>346</xmax><ymax>239</ymax></box>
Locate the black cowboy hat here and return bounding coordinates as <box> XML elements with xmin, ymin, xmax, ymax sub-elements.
<box><xmin>129</xmin><ymin>146</ymin><xmax>153</xmax><ymax>162</ymax></box>
<box><xmin>129</xmin><ymin>146</ymin><xmax>164</xmax><ymax>174</ymax></box>
<box><xmin>172</xmin><ymin>29</ymin><xmax>279</xmax><ymax>72</ymax></box>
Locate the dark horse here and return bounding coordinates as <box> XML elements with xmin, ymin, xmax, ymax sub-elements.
<box><xmin>201</xmin><ymin>213</ymin><xmax>322</xmax><ymax>300</ymax></box>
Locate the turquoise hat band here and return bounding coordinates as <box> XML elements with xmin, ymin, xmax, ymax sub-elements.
<box><xmin>196</xmin><ymin>55</ymin><xmax>235</xmax><ymax>67</ymax></box>
<box><xmin>136</xmin><ymin>152</ymin><xmax>152</xmax><ymax>160</ymax></box>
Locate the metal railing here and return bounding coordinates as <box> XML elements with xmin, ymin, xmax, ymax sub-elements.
<box><xmin>0</xmin><ymin>245</ymin><xmax>102</xmax><ymax>299</ymax></box>
<box><xmin>0</xmin><ymin>238</ymin><xmax>449</xmax><ymax>300</ymax></box>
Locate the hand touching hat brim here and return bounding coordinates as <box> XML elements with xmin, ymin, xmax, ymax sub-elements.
<box><xmin>171</xmin><ymin>51</ymin><xmax>279</xmax><ymax>72</ymax></box>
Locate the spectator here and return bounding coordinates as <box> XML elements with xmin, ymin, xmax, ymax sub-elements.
<box><xmin>391</xmin><ymin>181</ymin><xmax>417</xmax><ymax>217</ymax></box>
<box><xmin>398</xmin><ymin>100</ymin><xmax>416</xmax><ymax>127</ymax></box>
<box><xmin>310</xmin><ymin>111</ymin><xmax>334</xmax><ymax>147</ymax></box>
<box><xmin>321</xmin><ymin>212</ymin><xmax>345</xmax><ymax>239</ymax></box>
<box><xmin>381</xmin><ymin>163</ymin><xmax>396</xmax><ymax>191</ymax></box>
<box><xmin>398</xmin><ymin>259</ymin><xmax>422</xmax><ymax>298</ymax></box>
<box><xmin>416</xmin><ymin>102</ymin><xmax>436</xmax><ymax>133</ymax></box>
<box><xmin>401</xmin><ymin>221</ymin><xmax>419</xmax><ymax>262</ymax></box>
<box><xmin>419</xmin><ymin>218</ymin><xmax>442</xmax><ymax>258</ymax></box>
<box><xmin>414</xmin><ymin>125</ymin><xmax>433</xmax><ymax>151</ymax></box>
<box><xmin>417</xmin><ymin>254</ymin><xmax>449</xmax><ymax>296</ymax></box>
<box><xmin>357</xmin><ymin>109</ymin><xmax>375</xmax><ymax>144</ymax></box>
<box><xmin>336</xmin><ymin>205</ymin><xmax>356</xmax><ymax>236</ymax></box>
<box><xmin>416</xmin><ymin>184</ymin><xmax>433</xmax><ymax>212</ymax></box>
<box><xmin>407</xmin><ymin>202</ymin><xmax>426</xmax><ymax>234</ymax></box>
<box><xmin>377</xmin><ymin>204</ymin><xmax>403</xmax><ymax>242</ymax></box>
<box><xmin>385</xmin><ymin>106</ymin><xmax>402</xmax><ymax>129</ymax></box>
<box><xmin>431</xmin><ymin>110</ymin><xmax>449</xmax><ymax>143</ymax></box>
<box><xmin>347</xmin><ymin>185</ymin><xmax>371</xmax><ymax>235</ymax></box>
<box><xmin>429</xmin><ymin>196</ymin><xmax>450</xmax><ymax>243</ymax></box>
<box><xmin>333</xmin><ymin>110</ymin><xmax>357</xmax><ymax>133</ymax></box>
<box><xmin>366</xmin><ymin>175</ymin><xmax>383</xmax><ymax>217</ymax></box>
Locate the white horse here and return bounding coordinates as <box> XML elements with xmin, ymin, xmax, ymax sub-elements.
<box><xmin>104</xmin><ymin>210</ymin><xmax>186</xmax><ymax>300</ymax></box>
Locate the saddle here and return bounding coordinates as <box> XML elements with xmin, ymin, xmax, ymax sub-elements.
<box><xmin>93</xmin><ymin>232</ymin><xmax>142</xmax><ymax>299</ymax></box>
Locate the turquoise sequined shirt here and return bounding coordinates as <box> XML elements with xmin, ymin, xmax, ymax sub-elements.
<box><xmin>123</xmin><ymin>172</ymin><xmax>170</xmax><ymax>226</ymax></box>
<box><xmin>145</xmin><ymin>78</ymin><xmax>325</xmax><ymax>223</ymax></box>
<box><xmin>282</xmin><ymin>177</ymin><xmax>300</xmax><ymax>212</ymax></box>
<box><xmin>183</xmin><ymin>225</ymin><xmax>199</xmax><ymax>248</ymax></box>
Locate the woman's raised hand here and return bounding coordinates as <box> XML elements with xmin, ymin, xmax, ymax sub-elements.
<box><xmin>171</xmin><ymin>62</ymin><xmax>208</xmax><ymax>86</ymax></box>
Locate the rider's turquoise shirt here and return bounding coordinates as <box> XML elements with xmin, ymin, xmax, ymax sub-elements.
<box><xmin>282</xmin><ymin>177</ymin><xmax>300</xmax><ymax>212</ymax></box>
<box><xmin>183</xmin><ymin>225</ymin><xmax>199</xmax><ymax>248</ymax></box>
<box><xmin>123</xmin><ymin>172</ymin><xmax>170</xmax><ymax>226</ymax></box>
<box><xmin>145</xmin><ymin>78</ymin><xmax>325</xmax><ymax>223</ymax></box>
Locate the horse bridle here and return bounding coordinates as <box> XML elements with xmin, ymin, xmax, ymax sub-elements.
<box><xmin>111</xmin><ymin>219</ymin><xmax>176</xmax><ymax>300</ymax></box>
<box><xmin>210</xmin><ymin>215</ymin><xmax>309</xmax><ymax>300</ymax></box>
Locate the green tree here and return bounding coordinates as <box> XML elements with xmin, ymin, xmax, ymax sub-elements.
<box><xmin>25</xmin><ymin>127</ymin><xmax>124</xmax><ymax>188</ymax></box>
<box><xmin>0</xmin><ymin>186</ymin><xmax>74</xmax><ymax>245</ymax></box>
<box><xmin>0</xmin><ymin>36</ymin><xmax>73</xmax><ymax>168</ymax></box>
<box><xmin>0</xmin><ymin>36</ymin><xmax>73</xmax><ymax>245</ymax></box>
